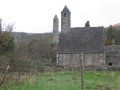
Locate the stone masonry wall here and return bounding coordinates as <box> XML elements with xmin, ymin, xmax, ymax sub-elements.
<box><xmin>105</xmin><ymin>53</ymin><xmax>120</xmax><ymax>67</ymax></box>
<box><xmin>61</xmin><ymin>12</ymin><xmax>71</xmax><ymax>33</ymax></box>
<box><xmin>105</xmin><ymin>45</ymin><xmax>120</xmax><ymax>67</ymax></box>
<box><xmin>57</xmin><ymin>53</ymin><xmax>105</xmax><ymax>68</ymax></box>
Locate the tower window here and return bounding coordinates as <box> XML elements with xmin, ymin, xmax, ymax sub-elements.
<box><xmin>109</xmin><ymin>63</ymin><xmax>112</xmax><ymax>66</ymax></box>
<box><xmin>64</xmin><ymin>13</ymin><xmax>66</xmax><ymax>17</ymax></box>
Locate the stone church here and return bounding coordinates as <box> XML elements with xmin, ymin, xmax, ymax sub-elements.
<box><xmin>53</xmin><ymin>5</ymin><xmax>120</xmax><ymax>69</ymax></box>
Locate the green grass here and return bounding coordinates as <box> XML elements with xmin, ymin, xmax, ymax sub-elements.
<box><xmin>0</xmin><ymin>71</ymin><xmax>120</xmax><ymax>90</ymax></box>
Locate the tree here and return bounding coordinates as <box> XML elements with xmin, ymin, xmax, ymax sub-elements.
<box><xmin>0</xmin><ymin>20</ymin><xmax>14</xmax><ymax>55</ymax></box>
<box><xmin>105</xmin><ymin>25</ymin><xmax>114</xmax><ymax>45</ymax></box>
<box><xmin>114</xmin><ymin>28</ymin><xmax>120</xmax><ymax>45</ymax></box>
<box><xmin>85</xmin><ymin>21</ymin><xmax>90</xmax><ymax>27</ymax></box>
<box><xmin>0</xmin><ymin>19</ymin><xmax>15</xmax><ymax>86</ymax></box>
<box><xmin>105</xmin><ymin>25</ymin><xmax>120</xmax><ymax>45</ymax></box>
<box><xmin>106</xmin><ymin>25</ymin><xmax>114</xmax><ymax>39</ymax></box>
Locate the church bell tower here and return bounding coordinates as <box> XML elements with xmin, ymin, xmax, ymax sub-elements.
<box><xmin>61</xmin><ymin>5</ymin><xmax>71</xmax><ymax>33</ymax></box>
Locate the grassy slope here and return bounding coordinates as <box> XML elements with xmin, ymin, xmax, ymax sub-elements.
<box><xmin>0</xmin><ymin>71</ymin><xmax>120</xmax><ymax>90</ymax></box>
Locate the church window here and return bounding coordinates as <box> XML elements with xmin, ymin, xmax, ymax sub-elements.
<box><xmin>64</xmin><ymin>13</ymin><xmax>66</xmax><ymax>17</ymax></box>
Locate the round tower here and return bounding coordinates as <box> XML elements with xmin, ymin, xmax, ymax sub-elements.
<box><xmin>61</xmin><ymin>5</ymin><xmax>71</xmax><ymax>33</ymax></box>
<box><xmin>53</xmin><ymin>15</ymin><xmax>59</xmax><ymax>43</ymax></box>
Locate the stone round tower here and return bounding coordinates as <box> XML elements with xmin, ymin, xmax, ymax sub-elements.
<box><xmin>53</xmin><ymin>15</ymin><xmax>59</xmax><ymax>43</ymax></box>
<box><xmin>61</xmin><ymin>5</ymin><xmax>71</xmax><ymax>33</ymax></box>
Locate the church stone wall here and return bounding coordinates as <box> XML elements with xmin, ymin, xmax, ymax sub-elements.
<box><xmin>84</xmin><ymin>53</ymin><xmax>105</xmax><ymax>67</ymax></box>
<box><xmin>57</xmin><ymin>53</ymin><xmax>105</xmax><ymax>68</ymax></box>
<box><xmin>105</xmin><ymin>45</ymin><xmax>120</xmax><ymax>67</ymax></box>
<box><xmin>105</xmin><ymin>53</ymin><xmax>120</xmax><ymax>67</ymax></box>
<box><xmin>57</xmin><ymin>53</ymin><xmax>80</xmax><ymax>67</ymax></box>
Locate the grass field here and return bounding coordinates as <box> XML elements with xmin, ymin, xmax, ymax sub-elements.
<box><xmin>0</xmin><ymin>71</ymin><xmax>120</xmax><ymax>90</ymax></box>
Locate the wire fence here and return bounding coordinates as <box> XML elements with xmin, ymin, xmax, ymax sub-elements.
<box><xmin>0</xmin><ymin>64</ymin><xmax>80</xmax><ymax>90</ymax></box>
<box><xmin>0</xmin><ymin>59</ymin><xmax>120</xmax><ymax>90</ymax></box>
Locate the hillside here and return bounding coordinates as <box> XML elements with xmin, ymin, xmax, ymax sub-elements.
<box><xmin>112</xmin><ymin>23</ymin><xmax>120</xmax><ymax>30</ymax></box>
<box><xmin>11</xmin><ymin>32</ymin><xmax>53</xmax><ymax>42</ymax></box>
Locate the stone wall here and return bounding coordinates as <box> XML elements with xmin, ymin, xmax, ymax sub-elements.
<box><xmin>57</xmin><ymin>53</ymin><xmax>80</xmax><ymax>67</ymax></box>
<box><xmin>84</xmin><ymin>53</ymin><xmax>105</xmax><ymax>67</ymax></box>
<box><xmin>57</xmin><ymin>53</ymin><xmax>105</xmax><ymax>68</ymax></box>
<box><xmin>105</xmin><ymin>45</ymin><xmax>120</xmax><ymax>67</ymax></box>
<box><xmin>105</xmin><ymin>53</ymin><xmax>120</xmax><ymax>67</ymax></box>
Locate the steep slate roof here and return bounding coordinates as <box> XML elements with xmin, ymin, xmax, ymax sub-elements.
<box><xmin>61</xmin><ymin>5</ymin><xmax>71</xmax><ymax>13</ymax></box>
<box><xmin>58</xmin><ymin>27</ymin><xmax>105</xmax><ymax>54</ymax></box>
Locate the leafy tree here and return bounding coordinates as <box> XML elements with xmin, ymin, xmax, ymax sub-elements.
<box><xmin>105</xmin><ymin>25</ymin><xmax>114</xmax><ymax>45</ymax></box>
<box><xmin>85</xmin><ymin>21</ymin><xmax>90</xmax><ymax>27</ymax></box>
<box><xmin>105</xmin><ymin>25</ymin><xmax>120</xmax><ymax>45</ymax></box>
<box><xmin>106</xmin><ymin>25</ymin><xmax>114</xmax><ymax>39</ymax></box>
<box><xmin>0</xmin><ymin>20</ymin><xmax>14</xmax><ymax>55</ymax></box>
<box><xmin>0</xmin><ymin>20</ymin><xmax>15</xmax><ymax>85</ymax></box>
<box><xmin>114</xmin><ymin>28</ymin><xmax>120</xmax><ymax>45</ymax></box>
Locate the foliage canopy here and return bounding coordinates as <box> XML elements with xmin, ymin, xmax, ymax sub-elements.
<box><xmin>0</xmin><ymin>19</ymin><xmax>14</xmax><ymax>55</ymax></box>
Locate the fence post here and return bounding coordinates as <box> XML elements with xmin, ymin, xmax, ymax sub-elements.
<box><xmin>80</xmin><ymin>52</ymin><xmax>84</xmax><ymax>90</ymax></box>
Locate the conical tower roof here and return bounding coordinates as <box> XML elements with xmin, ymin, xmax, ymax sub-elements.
<box><xmin>61</xmin><ymin>5</ymin><xmax>70</xmax><ymax>13</ymax></box>
<box><xmin>54</xmin><ymin>14</ymin><xmax>58</xmax><ymax>20</ymax></box>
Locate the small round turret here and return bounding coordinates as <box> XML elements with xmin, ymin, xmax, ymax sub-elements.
<box><xmin>53</xmin><ymin>15</ymin><xmax>59</xmax><ymax>43</ymax></box>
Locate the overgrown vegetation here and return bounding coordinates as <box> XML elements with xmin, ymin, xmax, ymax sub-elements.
<box><xmin>0</xmin><ymin>19</ymin><xmax>57</xmax><ymax>87</ymax></box>
<box><xmin>0</xmin><ymin>19</ymin><xmax>14</xmax><ymax>55</ymax></box>
<box><xmin>105</xmin><ymin>25</ymin><xmax>120</xmax><ymax>45</ymax></box>
<box><xmin>11</xmin><ymin>37</ymin><xmax>58</xmax><ymax>72</ymax></box>
<box><xmin>0</xmin><ymin>19</ymin><xmax>14</xmax><ymax>68</ymax></box>
<box><xmin>0</xmin><ymin>19</ymin><xmax>58</xmax><ymax>73</ymax></box>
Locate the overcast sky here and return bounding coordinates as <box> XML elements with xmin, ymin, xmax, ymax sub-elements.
<box><xmin>0</xmin><ymin>0</ymin><xmax>120</xmax><ymax>33</ymax></box>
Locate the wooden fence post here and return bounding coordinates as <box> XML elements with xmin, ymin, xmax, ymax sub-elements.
<box><xmin>80</xmin><ymin>52</ymin><xmax>84</xmax><ymax>90</ymax></box>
